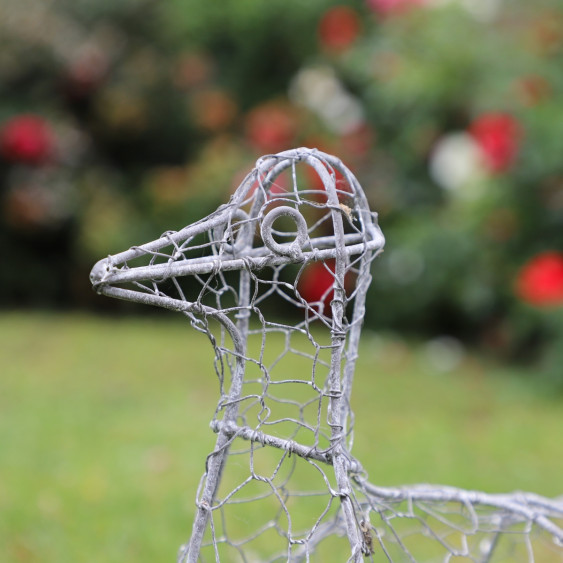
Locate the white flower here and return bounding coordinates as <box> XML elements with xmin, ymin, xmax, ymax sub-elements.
<box><xmin>289</xmin><ymin>66</ymin><xmax>365</xmax><ymax>135</ymax></box>
<box><xmin>429</xmin><ymin>132</ymin><xmax>484</xmax><ymax>193</ymax></box>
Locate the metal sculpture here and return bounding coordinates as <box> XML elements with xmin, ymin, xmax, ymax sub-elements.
<box><xmin>90</xmin><ymin>148</ymin><xmax>563</xmax><ymax>562</ymax></box>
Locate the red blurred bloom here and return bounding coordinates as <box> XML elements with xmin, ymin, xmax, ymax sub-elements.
<box><xmin>233</xmin><ymin>172</ymin><xmax>289</xmax><ymax>201</ymax></box>
<box><xmin>298</xmin><ymin>260</ymin><xmax>355</xmax><ymax>315</ymax></box>
<box><xmin>298</xmin><ymin>260</ymin><xmax>337</xmax><ymax>312</ymax></box>
<box><xmin>4</xmin><ymin>184</ymin><xmax>50</xmax><ymax>230</ymax></box>
<box><xmin>245</xmin><ymin>102</ymin><xmax>298</xmax><ymax>154</ymax></box>
<box><xmin>469</xmin><ymin>113</ymin><xmax>521</xmax><ymax>173</ymax></box>
<box><xmin>0</xmin><ymin>115</ymin><xmax>55</xmax><ymax>165</ymax></box>
<box><xmin>318</xmin><ymin>6</ymin><xmax>361</xmax><ymax>52</ymax></box>
<box><xmin>531</xmin><ymin>12</ymin><xmax>563</xmax><ymax>57</ymax></box>
<box><xmin>305</xmin><ymin>165</ymin><xmax>353</xmax><ymax>205</ymax></box>
<box><xmin>173</xmin><ymin>52</ymin><xmax>214</xmax><ymax>90</ymax></box>
<box><xmin>515</xmin><ymin>75</ymin><xmax>551</xmax><ymax>107</ymax></box>
<box><xmin>340</xmin><ymin>123</ymin><xmax>375</xmax><ymax>160</ymax></box>
<box><xmin>367</xmin><ymin>0</ymin><xmax>425</xmax><ymax>17</ymax></box>
<box><xmin>515</xmin><ymin>252</ymin><xmax>563</xmax><ymax>307</ymax></box>
<box><xmin>190</xmin><ymin>89</ymin><xmax>237</xmax><ymax>132</ymax></box>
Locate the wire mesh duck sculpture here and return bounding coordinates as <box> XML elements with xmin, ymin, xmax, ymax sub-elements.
<box><xmin>91</xmin><ymin>148</ymin><xmax>563</xmax><ymax>562</ymax></box>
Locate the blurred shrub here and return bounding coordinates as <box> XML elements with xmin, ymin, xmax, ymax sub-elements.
<box><xmin>1</xmin><ymin>0</ymin><xmax>562</xmax><ymax>385</ymax></box>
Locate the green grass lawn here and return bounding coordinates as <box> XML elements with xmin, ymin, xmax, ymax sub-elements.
<box><xmin>1</xmin><ymin>313</ymin><xmax>562</xmax><ymax>562</ymax></box>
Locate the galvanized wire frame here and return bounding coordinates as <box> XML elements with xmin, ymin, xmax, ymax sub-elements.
<box><xmin>90</xmin><ymin>148</ymin><xmax>563</xmax><ymax>562</ymax></box>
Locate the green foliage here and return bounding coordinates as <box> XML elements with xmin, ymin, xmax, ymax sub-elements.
<box><xmin>1</xmin><ymin>314</ymin><xmax>562</xmax><ymax>561</ymax></box>
<box><xmin>1</xmin><ymin>0</ymin><xmax>563</xmax><ymax>384</ymax></box>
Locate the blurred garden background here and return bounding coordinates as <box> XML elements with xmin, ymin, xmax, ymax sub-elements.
<box><xmin>1</xmin><ymin>0</ymin><xmax>563</xmax><ymax>560</ymax></box>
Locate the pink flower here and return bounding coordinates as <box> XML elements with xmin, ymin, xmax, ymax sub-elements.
<box><xmin>515</xmin><ymin>252</ymin><xmax>563</xmax><ymax>307</ymax></box>
<box><xmin>469</xmin><ymin>113</ymin><xmax>521</xmax><ymax>173</ymax></box>
<box><xmin>0</xmin><ymin>115</ymin><xmax>55</xmax><ymax>165</ymax></box>
<box><xmin>367</xmin><ymin>0</ymin><xmax>425</xmax><ymax>17</ymax></box>
<box><xmin>245</xmin><ymin>102</ymin><xmax>298</xmax><ymax>153</ymax></box>
<box><xmin>318</xmin><ymin>6</ymin><xmax>361</xmax><ymax>52</ymax></box>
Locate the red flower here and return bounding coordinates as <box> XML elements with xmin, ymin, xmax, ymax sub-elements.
<box><xmin>305</xmin><ymin>164</ymin><xmax>352</xmax><ymax>203</ymax></box>
<box><xmin>0</xmin><ymin>115</ymin><xmax>55</xmax><ymax>165</ymax></box>
<box><xmin>340</xmin><ymin>123</ymin><xmax>374</xmax><ymax>160</ymax></box>
<box><xmin>367</xmin><ymin>0</ymin><xmax>425</xmax><ymax>17</ymax></box>
<box><xmin>516</xmin><ymin>75</ymin><xmax>551</xmax><ymax>107</ymax></box>
<box><xmin>234</xmin><ymin>172</ymin><xmax>289</xmax><ymax>201</ymax></box>
<box><xmin>318</xmin><ymin>6</ymin><xmax>361</xmax><ymax>52</ymax></box>
<box><xmin>298</xmin><ymin>260</ymin><xmax>355</xmax><ymax>316</ymax></box>
<box><xmin>190</xmin><ymin>89</ymin><xmax>237</xmax><ymax>132</ymax></box>
<box><xmin>298</xmin><ymin>260</ymin><xmax>337</xmax><ymax>312</ymax></box>
<box><xmin>469</xmin><ymin>113</ymin><xmax>521</xmax><ymax>173</ymax></box>
<box><xmin>515</xmin><ymin>252</ymin><xmax>563</xmax><ymax>307</ymax></box>
<box><xmin>173</xmin><ymin>52</ymin><xmax>214</xmax><ymax>90</ymax></box>
<box><xmin>245</xmin><ymin>102</ymin><xmax>298</xmax><ymax>154</ymax></box>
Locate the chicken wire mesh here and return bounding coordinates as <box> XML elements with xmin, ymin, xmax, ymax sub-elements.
<box><xmin>90</xmin><ymin>148</ymin><xmax>563</xmax><ymax>562</ymax></box>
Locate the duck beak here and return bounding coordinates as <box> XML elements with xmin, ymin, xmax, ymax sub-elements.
<box><xmin>89</xmin><ymin>148</ymin><xmax>385</xmax><ymax>311</ymax></box>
